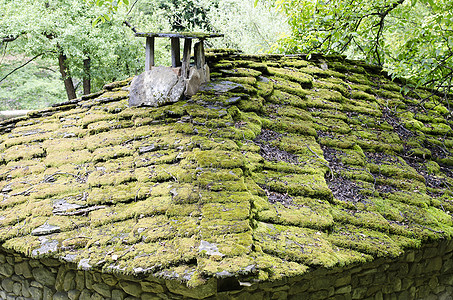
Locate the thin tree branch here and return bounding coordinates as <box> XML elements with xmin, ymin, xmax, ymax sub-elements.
<box><xmin>0</xmin><ymin>53</ymin><xmax>46</xmax><ymax>83</ymax></box>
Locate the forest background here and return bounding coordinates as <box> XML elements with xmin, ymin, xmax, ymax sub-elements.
<box><xmin>0</xmin><ymin>0</ymin><xmax>452</xmax><ymax>111</ymax></box>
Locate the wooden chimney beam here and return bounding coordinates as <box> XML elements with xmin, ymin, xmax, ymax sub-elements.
<box><xmin>145</xmin><ymin>36</ymin><xmax>155</xmax><ymax>71</ymax></box>
<box><xmin>170</xmin><ymin>37</ymin><xmax>181</xmax><ymax>68</ymax></box>
<box><xmin>194</xmin><ymin>40</ymin><xmax>205</xmax><ymax>70</ymax></box>
<box><xmin>181</xmin><ymin>38</ymin><xmax>192</xmax><ymax>78</ymax></box>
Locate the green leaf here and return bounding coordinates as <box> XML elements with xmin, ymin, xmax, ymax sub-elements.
<box><xmin>122</xmin><ymin>0</ymin><xmax>129</xmax><ymax>5</ymax></box>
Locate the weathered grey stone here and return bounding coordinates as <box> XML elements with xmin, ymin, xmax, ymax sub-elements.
<box><xmin>0</xmin><ymin>253</ymin><xmax>6</xmax><ymax>263</ymax></box>
<box><xmin>2</xmin><ymin>278</ymin><xmax>14</xmax><ymax>292</ymax></box>
<box><xmin>92</xmin><ymin>272</ymin><xmax>102</xmax><ymax>283</ymax></box>
<box><xmin>112</xmin><ymin>289</ymin><xmax>126</xmax><ymax>300</ymax></box>
<box><xmin>53</xmin><ymin>291</ymin><xmax>70</xmax><ymax>300</ymax></box>
<box><xmin>101</xmin><ymin>274</ymin><xmax>118</xmax><ymax>286</ymax></box>
<box><xmin>119</xmin><ymin>280</ymin><xmax>143</xmax><ymax>298</ymax></box>
<box><xmin>85</xmin><ymin>272</ymin><xmax>94</xmax><ymax>290</ymax></box>
<box><xmin>22</xmin><ymin>280</ymin><xmax>31</xmax><ymax>298</ymax></box>
<box><xmin>93</xmin><ymin>282</ymin><xmax>112</xmax><ymax>298</ymax></box>
<box><xmin>90</xmin><ymin>292</ymin><xmax>104</xmax><ymax>300</ymax></box>
<box><xmin>199</xmin><ymin>80</ymin><xmax>245</xmax><ymax>94</ymax></box>
<box><xmin>55</xmin><ymin>266</ymin><xmax>66</xmax><ymax>291</ymax></box>
<box><xmin>32</xmin><ymin>224</ymin><xmax>61</xmax><ymax>236</ymax></box>
<box><xmin>39</xmin><ymin>258</ymin><xmax>61</xmax><ymax>267</ymax></box>
<box><xmin>13</xmin><ymin>281</ymin><xmax>22</xmax><ymax>295</ymax></box>
<box><xmin>0</xmin><ymin>262</ymin><xmax>14</xmax><ymax>276</ymax></box>
<box><xmin>336</xmin><ymin>285</ymin><xmax>352</xmax><ymax>294</ymax></box>
<box><xmin>31</xmin><ymin>280</ymin><xmax>44</xmax><ymax>288</ymax></box>
<box><xmin>166</xmin><ymin>278</ymin><xmax>216</xmax><ymax>299</ymax></box>
<box><xmin>43</xmin><ymin>286</ymin><xmax>54</xmax><ymax>300</ymax></box>
<box><xmin>0</xmin><ymin>291</ymin><xmax>7</xmax><ymax>300</ymax></box>
<box><xmin>63</xmin><ymin>271</ymin><xmax>76</xmax><ymax>291</ymax></box>
<box><xmin>405</xmin><ymin>252</ymin><xmax>415</xmax><ymax>262</ymax></box>
<box><xmin>15</xmin><ymin>261</ymin><xmax>33</xmax><ymax>278</ymax></box>
<box><xmin>351</xmin><ymin>286</ymin><xmax>367</xmax><ymax>299</ymax></box>
<box><xmin>79</xmin><ymin>289</ymin><xmax>92</xmax><ymax>300</ymax></box>
<box><xmin>75</xmin><ymin>271</ymin><xmax>85</xmax><ymax>291</ymax></box>
<box><xmin>141</xmin><ymin>293</ymin><xmax>161</xmax><ymax>300</ymax></box>
<box><xmin>184</xmin><ymin>65</ymin><xmax>209</xmax><ymax>97</ymax></box>
<box><xmin>141</xmin><ymin>281</ymin><xmax>165</xmax><ymax>293</ymax></box>
<box><xmin>335</xmin><ymin>275</ymin><xmax>351</xmax><ymax>287</ymax></box>
<box><xmin>68</xmin><ymin>290</ymin><xmax>81</xmax><ymax>300</ymax></box>
<box><xmin>6</xmin><ymin>256</ymin><xmax>14</xmax><ymax>264</ymax></box>
<box><xmin>426</xmin><ymin>257</ymin><xmax>443</xmax><ymax>272</ymax></box>
<box><xmin>33</xmin><ymin>267</ymin><xmax>56</xmax><ymax>286</ymax></box>
<box><xmin>29</xmin><ymin>259</ymin><xmax>42</xmax><ymax>268</ymax></box>
<box><xmin>129</xmin><ymin>67</ymin><xmax>185</xmax><ymax>107</ymax></box>
<box><xmin>272</xmin><ymin>291</ymin><xmax>288</xmax><ymax>300</ymax></box>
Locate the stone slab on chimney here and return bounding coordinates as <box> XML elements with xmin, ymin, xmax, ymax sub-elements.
<box><xmin>129</xmin><ymin>66</ymin><xmax>185</xmax><ymax>107</ymax></box>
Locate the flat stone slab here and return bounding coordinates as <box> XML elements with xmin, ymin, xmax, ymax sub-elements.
<box><xmin>31</xmin><ymin>223</ymin><xmax>61</xmax><ymax>236</ymax></box>
<box><xmin>129</xmin><ymin>67</ymin><xmax>185</xmax><ymax>107</ymax></box>
<box><xmin>199</xmin><ymin>81</ymin><xmax>245</xmax><ymax>94</ymax></box>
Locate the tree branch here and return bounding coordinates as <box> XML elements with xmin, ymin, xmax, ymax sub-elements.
<box><xmin>0</xmin><ymin>53</ymin><xmax>46</xmax><ymax>83</ymax></box>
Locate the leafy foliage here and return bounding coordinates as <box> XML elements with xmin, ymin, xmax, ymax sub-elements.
<box><xmin>0</xmin><ymin>56</ymin><xmax>66</xmax><ymax>110</ymax></box>
<box><xmin>261</xmin><ymin>0</ymin><xmax>453</xmax><ymax>99</ymax></box>
<box><xmin>0</xmin><ymin>0</ymin><xmax>143</xmax><ymax>95</ymax></box>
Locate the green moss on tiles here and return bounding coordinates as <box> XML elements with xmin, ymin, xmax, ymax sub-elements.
<box><xmin>201</xmin><ymin>232</ymin><xmax>253</xmax><ymax>256</ymax></box>
<box><xmin>198</xmin><ymin>255</ymin><xmax>255</xmax><ymax>277</ymax></box>
<box><xmin>254</xmin><ymin>170</ymin><xmax>332</xmax><ymax>200</ymax></box>
<box><xmin>274</xmin><ymin>105</ymin><xmax>313</xmax><ymax>122</ymax></box>
<box><xmin>313</xmin><ymin>117</ymin><xmax>351</xmax><ymax>134</ymax></box>
<box><xmin>351</xmin><ymin>90</ymin><xmax>376</xmax><ymax>102</ymax></box>
<box><xmin>347</xmin><ymin>73</ymin><xmax>374</xmax><ymax>86</ymax></box>
<box><xmin>367</xmin><ymin>160</ymin><xmax>425</xmax><ymax>183</ymax></box>
<box><xmin>255</xmin><ymin>222</ymin><xmax>342</xmax><ymax>267</ymax></box>
<box><xmin>87</xmin><ymin>170</ymin><xmax>135</xmax><ymax>187</ymax></box>
<box><xmin>299</xmin><ymin>66</ymin><xmax>346</xmax><ymax>79</ymax></box>
<box><xmin>318</xmin><ymin>133</ymin><xmax>357</xmax><ymax>149</ymax></box>
<box><xmin>220</xmin><ymin>68</ymin><xmax>262</xmax><ymax>77</ymax></box>
<box><xmin>81</xmin><ymin>110</ymin><xmax>117</xmax><ymax>129</ymax></box>
<box><xmin>280</xmin><ymin>59</ymin><xmax>309</xmax><ymax>68</ymax></box>
<box><xmin>268</xmin><ymin>90</ymin><xmax>306</xmax><ymax>108</ymax></box>
<box><xmin>265</xmin><ymin>116</ymin><xmax>317</xmax><ymax>136</ymax></box>
<box><xmin>267</xmin><ymin>67</ymin><xmax>313</xmax><ymax>88</ymax></box>
<box><xmin>135</xmin><ymin>164</ymin><xmax>193</xmax><ymax>183</ymax></box>
<box><xmin>196</xmin><ymin>168</ymin><xmax>242</xmax><ymax>187</ymax></box>
<box><xmin>192</xmin><ymin>149</ymin><xmax>245</xmax><ymax>169</ymax></box>
<box><xmin>256</xmin><ymin>77</ymin><xmax>274</xmax><ymax>98</ymax></box>
<box><xmin>313</xmin><ymin>79</ymin><xmax>349</xmax><ymax>97</ymax></box>
<box><xmin>2</xmin><ymin>131</ymin><xmax>53</xmax><ymax>148</ymax></box>
<box><xmin>269</xmin><ymin>77</ymin><xmax>309</xmax><ymax>99</ymax></box>
<box><xmin>330</xmin><ymin>206</ymin><xmax>390</xmax><ymax>232</ymax></box>
<box><xmin>328</xmin><ymin>224</ymin><xmax>402</xmax><ymax>257</ymax></box>
<box><xmin>44</xmin><ymin>149</ymin><xmax>93</xmax><ymax>167</ymax></box>
<box><xmin>224</xmin><ymin>76</ymin><xmax>257</xmax><ymax>86</ymax></box>
<box><xmin>2</xmin><ymin>144</ymin><xmax>45</xmax><ymax>162</ymax></box>
<box><xmin>257</xmin><ymin>200</ymin><xmax>333</xmax><ymax>230</ymax></box>
<box><xmin>201</xmin><ymin>201</ymin><xmax>250</xmax><ymax>221</ymax></box>
<box><xmin>238</xmin><ymin>96</ymin><xmax>265</xmax><ymax>113</ymax></box>
<box><xmin>212</xmin><ymin>61</ymin><xmax>233</xmax><ymax>69</ymax></box>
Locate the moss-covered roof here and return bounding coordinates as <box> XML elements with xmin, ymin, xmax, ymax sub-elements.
<box><xmin>0</xmin><ymin>49</ymin><xmax>452</xmax><ymax>287</ymax></box>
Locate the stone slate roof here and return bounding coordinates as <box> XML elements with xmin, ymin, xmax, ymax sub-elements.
<box><xmin>0</xmin><ymin>49</ymin><xmax>452</xmax><ymax>287</ymax></box>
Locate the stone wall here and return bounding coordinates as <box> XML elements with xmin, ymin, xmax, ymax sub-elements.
<box><xmin>1</xmin><ymin>239</ymin><xmax>453</xmax><ymax>300</ymax></box>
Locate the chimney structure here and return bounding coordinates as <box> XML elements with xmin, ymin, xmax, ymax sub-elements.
<box><xmin>129</xmin><ymin>32</ymin><xmax>223</xmax><ymax>107</ymax></box>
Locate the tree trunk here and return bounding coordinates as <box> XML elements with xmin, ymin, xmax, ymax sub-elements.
<box><xmin>58</xmin><ymin>51</ymin><xmax>76</xmax><ymax>100</ymax></box>
<box><xmin>83</xmin><ymin>58</ymin><xmax>91</xmax><ymax>95</ymax></box>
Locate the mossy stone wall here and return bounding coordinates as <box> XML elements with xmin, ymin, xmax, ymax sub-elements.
<box><xmin>1</xmin><ymin>240</ymin><xmax>453</xmax><ymax>299</ymax></box>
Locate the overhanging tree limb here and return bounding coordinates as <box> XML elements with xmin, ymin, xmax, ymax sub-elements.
<box><xmin>0</xmin><ymin>53</ymin><xmax>46</xmax><ymax>83</ymax></box>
